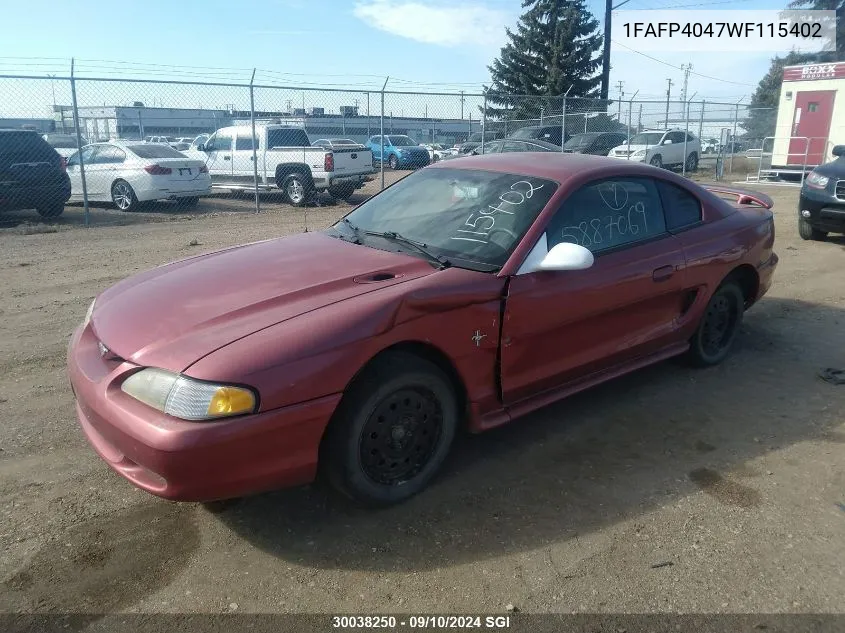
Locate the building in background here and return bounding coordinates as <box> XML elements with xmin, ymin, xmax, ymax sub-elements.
<box><xmin>772</xmin><ymin>62</ymin><xmax>845</xmax><ymax>170</ymax></box>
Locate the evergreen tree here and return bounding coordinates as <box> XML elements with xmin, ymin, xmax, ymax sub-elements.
<box><xmin>485</xmin><ymin>0</ymin><xmax>603</xmax><ymax>122</ymax></box>
<box><xmin>787</xmin><ymin>0</ymin><xmax>844</xmax><ymax>60</ymax></box>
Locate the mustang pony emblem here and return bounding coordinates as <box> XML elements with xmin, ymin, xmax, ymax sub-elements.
<box><xmin>471</xmin><ymin>330</ymin><xmax>487</xmax><ymax>347</ymax></box>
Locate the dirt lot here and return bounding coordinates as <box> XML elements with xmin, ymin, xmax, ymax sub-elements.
<box><xmin>1</xmin><ymin>172</ymin><xmax>844</xmax><ymax>622</ymax></box>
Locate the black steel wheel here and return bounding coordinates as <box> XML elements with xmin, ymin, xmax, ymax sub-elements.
<box><xmin>321</xmin><ymin>351</ymin><xmax>458</xmax><ymax>506</ymax></box>
<box><xmin>686</xmin><ymin>281</ymin><xmax>744</xmax><ymax>367</ymax></box>
<box><xmin>798</xmin><ymin>216</ymin><xmax>827</xmax><ymax>241</ymax></box>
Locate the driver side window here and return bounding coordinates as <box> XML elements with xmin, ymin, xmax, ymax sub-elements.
<box><xmin>68</xmin><ymin>145</ymin><xmax>97</xmax><ymax>166</ymax></box>
<box><xmin>205</xmin><ymin>133</ymin><xmax>232</xmax><ymax>152</ymax></box>
<box><xmin>545</xmin><ymin>177</ymin><xmax>668</xmax><ymax>254</ymax></box>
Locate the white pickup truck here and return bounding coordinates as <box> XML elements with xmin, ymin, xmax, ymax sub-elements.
<box><xmin>189</xmin><ymin>124</ymin><xmax>375</xmax><ymax>206</ymax></box>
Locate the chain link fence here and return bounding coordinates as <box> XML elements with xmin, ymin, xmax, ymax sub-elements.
<box><xmin>0</xmin><ymin>73</ymin><xmax>784</xmax><ymax>227</ymax></box>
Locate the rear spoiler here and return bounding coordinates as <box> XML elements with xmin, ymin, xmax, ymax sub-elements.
<box><xmin>700</xmin><ymin>184</ymin><xmax>774</xmax><ymax>210</ymax></box>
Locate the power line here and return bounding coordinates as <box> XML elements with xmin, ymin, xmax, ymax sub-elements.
<box><xmin>611</xmin><ymin>40</ymin><xmax>755</xmax><ymax>86</ymax></box>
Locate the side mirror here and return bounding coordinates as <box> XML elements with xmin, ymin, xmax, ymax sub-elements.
<box><xmin>832</xmin><ymin>145</ymin><xmax>845</xmax><ymax>157</ymax></box>
<box><xmin>196</xmin><ymin>143</ymin><xmax>206</xmax><ymax>152</ymax></box>
<box><xmin>535</xmin><ymin>242</ymin><xmax>594</xmax><ymax>272</ymax></box>
<box><xmin>663</xmin><ymin>139</ymin><xmax>673</xmax><ymax>145</ymax></box>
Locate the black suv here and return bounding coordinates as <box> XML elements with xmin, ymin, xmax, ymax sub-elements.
<box><xmin>798</xmin><ymin>144</ymin><xmax>845</xmax><ymax>240</ymax></box>
<box><xmin>0</xmin><ymin>129</ymin><xmax>71</xmax><ymax>218</ymax></box>
<box><xmin>509</xmin><ymin>125</ymin><xmax>564</xmax><ymax>147</ymax></box>
<box><xmin>562</xmin><ymin>131</ymin><xmax>628</xmax><ymax>156</ymax></box>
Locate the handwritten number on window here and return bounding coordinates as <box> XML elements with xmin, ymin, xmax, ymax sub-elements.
<box><xmin>562</xmin><ymin>202</ymin><xmax>649</xmax><ymax>249</ymax></box>
<box><xmin>451</xmin><ymin>180</ymin><xmax>545</xmax><ymax>244</ymax></box>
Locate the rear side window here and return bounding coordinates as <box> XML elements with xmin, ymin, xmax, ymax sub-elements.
<box><xmin>267</xmin><ymin>128</ymin><xmax>309</xmax><ymax>148</ymax></box>
<box><xmin>547</xmin><ymin>177</ymin><xmax>667</xmax><ymax>254</ymax></box>
<box><xmin>126</xmin><ymin>144</ymin><xmax>186</xmax><ymax>159</ymax></box>
<box><xmin>656</xmin><ymin>180</ymin><xmax>702</xmax><ymax>231</ymax></box>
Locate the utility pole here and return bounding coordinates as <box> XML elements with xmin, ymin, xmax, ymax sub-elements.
<box><xmin>680</xmin><ymin>64</ymin><xmax>693</xmax><ymax>104</ymax></box>
<box><xmin>616</xmin><ymin>80</ymin><xmax>624</xmax><ymax>121</ymax></box>
<box><xmin>601</xmin><ymin>0</ymin><xmax>612</xmax><ymax>100</ymax></box>
<box><xmin>664</xmin><ymin>78</ymin><xmax>673</xmax><ymax>127</ymax></box>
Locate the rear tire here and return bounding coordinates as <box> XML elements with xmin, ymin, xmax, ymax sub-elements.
<box><xmin>321</xmin><ymin>351</ymin><xmax>458</xmax><ymax>507</ymax></box>
<box><xmin>111</xmin><ymin>180</ymin><xmax>138</xmax><ymax>212</ymax></box>
<box><xmin>686</xmin><ymin>281</ymin><xmax>745</xmax><ymax>367</ymax></box>
<box><xmin>327</xmin><ymin>184</ymin><xmax>356</xmax><ymax>200</ymax></box>
<box><xmin>798</xmin><ymin>216</ymin><xmax>827</xmax><ymax>241</ymax></box>
<box><xmin>685</xmin><ymin>152</ymin><xmax>699</xmax><ymax>171</ymax></box>
<box><xmin>649</xmin><ymin>155</ymin><xmax>663</xmax><ymax>169</ymax></box>
<box><xmin>36</xmin><ymin>200</ymin><xmax>65</xmax><ymax>218</ymax></box>
<box><xmin>282</xmin><ymin>173</ymin><xmax>311</xmax><ymax>207</ymax></box>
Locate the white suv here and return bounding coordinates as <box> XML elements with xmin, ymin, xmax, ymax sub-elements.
<box><xmin>608</xmin><ymin>129</ymin><xmax>700</xmax><ymax>171</ymax></box>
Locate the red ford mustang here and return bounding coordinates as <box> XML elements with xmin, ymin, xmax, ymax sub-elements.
<box><xmin>67</xmin><ymin>153</ymin><xmax>778</xmax><ymax>507</ymax></box>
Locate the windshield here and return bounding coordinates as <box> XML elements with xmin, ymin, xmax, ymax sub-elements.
<box><xmin>564</xmin><ymin>133</ymin><xmax>599</xmax><ymax>148</ymax></box>
<box><xmin>333</xmin><ymin>139</ymin><xmax>358</xmax><ymax>145</ymax></box>
<box><xmin>332</xmin><ymin>168</ymin><xmax>558</xmax><ymax>270</ymax></box>
<box><xmin>629</xmin><ymin>132</ymin><xmax>664</xmax><ymax>145</ymax></box>
<box><xmin>387</xmin><ymin>135</ymin><xmax>416</xmax><ymax>146</ymax></box>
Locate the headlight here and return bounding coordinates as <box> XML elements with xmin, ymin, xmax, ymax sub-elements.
<box><xmin>83</xmin><ymin>299</ymin><xmax>96</xmax><ymax>328</ymax></box>
<box><xmin>805</xmin><ymin>171</ymin><xmax>829</xmax><ymax>188</ymax></box>
<box><xmin>121</xmin><ymin>368</ymin><xmax>257</xmax><ymax>421</ymax></box>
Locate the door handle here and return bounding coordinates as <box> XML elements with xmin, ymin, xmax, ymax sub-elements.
<box><xmin>223</xmin><ymin>156</ymin><xmax>231</xmax><ymax>161</ymax></box>
<box><xmin>249</xmin><ymin>156</ymin><xmax>255</xmax><ymax>161</ymax></box>
<box><xmin>652</xmin><ymin>265</ymin><xmax>675</xmax><ymax>282</ymax></box>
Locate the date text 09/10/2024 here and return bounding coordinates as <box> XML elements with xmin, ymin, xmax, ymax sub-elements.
<box><xmin>331</xmin><ymin>615</ymin><xmax>513</xmax><ymax>629</ymax></box>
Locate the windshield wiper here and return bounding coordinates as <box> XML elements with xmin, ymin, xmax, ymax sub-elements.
<box><xmin>341</xmin><ymin>219</ymin><xmax>450</xmax><ymax>269</ymax></box>
<box><xmin>367</xmin><ymin>230</ymin><xmax>451</xmax><ymax>269</ymax></box>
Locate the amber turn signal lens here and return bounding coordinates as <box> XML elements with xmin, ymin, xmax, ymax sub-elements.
<box><xmin>207</xmin><ymin>386</ymin><xmax>256</xmax><ymax>417</ymax></box>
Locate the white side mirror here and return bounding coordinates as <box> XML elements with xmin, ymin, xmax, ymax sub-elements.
<box><xmin>535</xmin><ymin>242</ymin><xmax>594</xmax><ymax>272</ymax></box>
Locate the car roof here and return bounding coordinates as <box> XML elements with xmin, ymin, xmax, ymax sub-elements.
<box><xmin>505</xmin><ymin>138</ymin><xmax>561</xmax><ymax>150</ymax></box>
<box><xmin>428</xmin><ymin>151</ymin><xmax>667</xmax><ymax>182</ymax></box>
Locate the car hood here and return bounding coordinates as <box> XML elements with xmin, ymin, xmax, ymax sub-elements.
<box><xmin>810</xmin><ymin>157</ymin><xmax>845</xmax><ymax>178</ymax></box>
<box><xmin>90</xmin><ymin>232</ymin><xmax>436</xmax><ymax>372</ymax></box>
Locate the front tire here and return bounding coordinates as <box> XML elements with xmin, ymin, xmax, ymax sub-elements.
<box><xmin>111</xmin><ymin>180</ymin><xmax>138</xmax><ymax>212</ymax></box>
<box><xmin>321</xmin><ymin>352</ymin><xmax>459</xmax><ymax>507</ymax></box>
<box><xmin>649</xmin><ymin>155</ymin><xmax>663</xmax><ymax>169</ymax></box>
<box><xmin>282</xmin><ymin>173</ymin><xmax>311</xmax><ymax>207</ymax></box>
<box><xmin>686</xmin><ymin>281</ymin><xmax>745</xmax><ymax>367</ymax></box>
<box><xmin>798</xmin><ymin>216</ymin><xmax>827</xmax><ymax>241</ymax></box>
<box><xmin>389</xmin><ymin>155</ymin><xmax>399</xmax><ymax>170</ymax></box>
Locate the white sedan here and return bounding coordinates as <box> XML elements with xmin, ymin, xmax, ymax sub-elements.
<box><xmin>66</xmin><ymin>141</ymin><xmax>211</xmax><ymax>211</ymax></box>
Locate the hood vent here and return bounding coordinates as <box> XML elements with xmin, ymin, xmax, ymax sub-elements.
<box><xmin>353</xmin><ymin>271</ymin><xmax>400</xmax><ymax>284</ymax></box>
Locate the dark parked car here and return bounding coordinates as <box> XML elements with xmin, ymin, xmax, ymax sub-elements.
<box><xmin>469</xmin><ymin>138</ymin><xmax>561</xmax><ymax>155</ymax></box>
<box><xmin>563</xmin><ymin>132</ymin><xmax>628</xmax><ymax>156</ymax></box>
<box><xmin>798</xmin><ymin>144</ymin><xmax>845</xmax><ymax>240</ymax></box>
<box><xmin>0</xmin><ymin>129</ymin><xmax>71</xmax><ymax>218</ymax></box>
<box><xmin>509</xmin><ymin>125</ymin><xmax>564</xmax><ymax>147</ymax></box>
<box><xmin>458</xmin><ymin>131</ymin><xmax>503</xmax><ymax>155</ymax></box>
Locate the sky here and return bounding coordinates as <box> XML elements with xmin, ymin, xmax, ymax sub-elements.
<box><xmin>0</xmin><ymin>0</ymin><xmax>812</xmax><ymax>120</ymax></box>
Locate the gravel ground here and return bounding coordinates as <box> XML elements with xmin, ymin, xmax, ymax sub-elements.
<box><xmin>1</xmin><ymin>172</ymin><xmax>844</xmax><ymax>622</ymax></box>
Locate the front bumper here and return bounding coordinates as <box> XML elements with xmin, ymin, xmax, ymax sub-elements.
<box><xmin>67</xmin><ymin>322</ymin><xmax>340</xmax><ymax>502</ymax></box>
<box><xmin>611</xmin><ymin>153</ymin><xmax>646</xmax><ymax>162</ymax></box>
<box><xmin>799</xmin><ymin>189</ymin><xmax>845</xmax><ymax>233</ymax></box>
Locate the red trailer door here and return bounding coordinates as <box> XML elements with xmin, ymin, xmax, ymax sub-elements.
<box><xmin>788</xmin><ymin>90</ymin><xmax>836</xmax><ymax>166</ymax></box>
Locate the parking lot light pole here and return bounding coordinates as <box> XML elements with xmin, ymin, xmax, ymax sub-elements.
<box><xmin>560</xmin><ymin>85</ymin><xmax>572</xmax><ymax>153</ymax></box>
<box><xmin>682</xmin><ymin>92</ymin><xmax>696</xmax><ymax>177</ymax></box>
<box><xmin>249</xmin><ymin>68</ymin><xmax>260</xmax><ymax>214</ymax></box>
<box><xmin>380</xmin><ymin>77</ymin><xmax>389</xmax><ymax>191</ymax></box>
<box><xmin>70</xmin><ymin>58</ymin><xmax>90</xmax><ymax>228</ymax></box>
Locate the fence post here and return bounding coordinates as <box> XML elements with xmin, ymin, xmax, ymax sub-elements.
<box><xmin>249</xmin><ymin>69</ymin><xmax>260</xmax><ymax>214</ymax></box>
<box><xmin>560</xmin><ymin>86</ymin><xmax>572</xmax><ymax>152</ymax></box>
<box><xmin>481</xmin><ymin>89</ymin><xmax>487</xmax><ymax>154</ymax></box>
<box><xmin>698</xmin><ymin>100</ymin><xmax>705</xmax><ymax>143</ymax></box>
<box><xmin>380</xmin><ymin>77</ymin><xmax>389</xmax><ymax>191</ymax></box>
<box><xmin>682</xmin><ymin>92</ymin><xmax>696</xmax><ymax>177</ymax></box>
<box><xmin>730</xmin><ymin>100</ymin><xmax>741</xmax><ymax>175</ymax></box>
<box><xmin>70</xmin><ymin>59</ymin><xmax>90</xmax><ymax>228</ymax></box>
<box><xmin>637</xmin><ymin>104</ymin><xmax>643</xmax><ymax>133</ymax></box>
<box><xmin>626</xmin><ymin>91</ymin><xmax>638</xmax><ymax>157</ymax></box>
<box><xmin>366</xmin><ymin>92</ymin><xmax>370</xmax><ymax>138</ymax></box>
